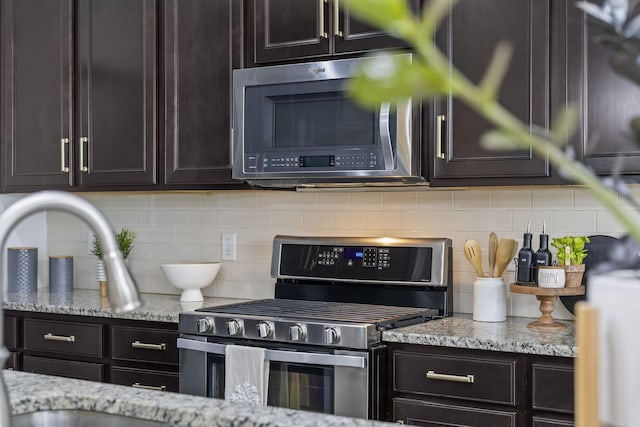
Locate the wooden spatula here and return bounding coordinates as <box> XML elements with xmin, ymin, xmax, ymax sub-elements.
<box><xmin>495</xmin><ymin>238</ymin><xmax>518</xmax><ymax>278</ymax></box>
<box><xmin>489</xmin><ymin>232</ymin><xmax>498</xmax><ymax>277</ymax></box>
<box><xmin>463</xmin><ymin>239</ymin><xmax>484</xmax><ymax>277</ymax></box>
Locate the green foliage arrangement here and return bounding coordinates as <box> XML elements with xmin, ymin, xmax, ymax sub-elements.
<box><xmin>91</xmin><ymin>228</ymin><xmax>136</xmax><ymax>259</ymax></box>
<box><xmin>343</xmin><ymin>0</ymin><xmax>640</xmax><ymax>245</ymax></box>
<box><xmin>551</xmin><ymin>236</ymin><xmax>591</xmax><ymax>265</ymax></box>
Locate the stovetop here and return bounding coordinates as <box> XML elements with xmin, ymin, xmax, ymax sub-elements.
<box><xmin>180</xmin><ymin>299</ymin><xmax>438</xmax><ymax>349</ymax></box>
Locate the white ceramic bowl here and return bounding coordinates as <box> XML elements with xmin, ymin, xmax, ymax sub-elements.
<box><xmin>160</xmin><ymin>262</ymin><xmax>221</xmax><ymax>301</ymax></box>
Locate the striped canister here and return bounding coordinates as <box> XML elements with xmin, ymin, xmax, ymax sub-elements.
<box><xmin>7</xmin><ymin>247</ymin><xmax>38</xmax><ymax>294</ymax></box>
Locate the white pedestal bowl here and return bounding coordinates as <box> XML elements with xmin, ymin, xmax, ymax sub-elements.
<box><xmin>160</xmin><ymin>262</ymin><xmax>221</xmax><ymax>301</ymax></box>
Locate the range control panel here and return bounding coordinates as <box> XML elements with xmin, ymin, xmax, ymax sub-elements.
<box><xmin>272</xmin><ymin>236</ymin><xmax>452</xmax><ymax>286</ymax></box>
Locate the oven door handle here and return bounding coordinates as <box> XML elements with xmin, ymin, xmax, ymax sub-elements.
<box><xmin>177</xmin><ymin>338</ymin><xmax>367</xmax><ymax>369</ymax></box>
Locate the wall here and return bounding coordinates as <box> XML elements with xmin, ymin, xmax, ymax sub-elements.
<box><xmin>0</xmin><ymin>195</ymin><xmax>49</xmax><ymax>292</ymax></box>
<box><xmin>45</xmin><ymin>186</ymin><xmax>640</xmax><ymax>319</ymax></box>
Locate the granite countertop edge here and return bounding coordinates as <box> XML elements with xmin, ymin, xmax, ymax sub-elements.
<box><xmin>382</xmin><ymin>314</ymin><xmax>577</xmax><ymax>358</ymax></box>
<box><xmin>4</xmin><ymin>370</ymin><xmax>388</xmax><ymax>427</ymax></box>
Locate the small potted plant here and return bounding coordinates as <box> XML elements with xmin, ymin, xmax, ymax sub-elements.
<box><xmin>91</xmin><ymin>228</ymin><xmax>136</xmax><ymax>295</ymax></box>
<box><xmin>550</xmin><ymin>236</ymin><xmax>590</xmax><ymax>287</ymax></box>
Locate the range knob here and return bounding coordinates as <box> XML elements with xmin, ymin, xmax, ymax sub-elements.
<box><xmin>196</xmin><ymin>317</ymin><xmax>215</xmax><ymax>333</ymax></box>
<box><xmin>322</xmin><ymin>327</ymin><xmax>340</xmax><ymax>345</ymax></box>
<box><xmin>226</xmin><ymin>319</ymin><xmax>243</xmax><ymax>336</ymax></box>
<box><xmin>257</xmin><ymin>321</ymin><xmax>273</xmax><ymax>338</ymax></box>
<box><xmin>288</xmin><ymin>324</ymin><xmax>307</xmax><ymax>342</ymax></box>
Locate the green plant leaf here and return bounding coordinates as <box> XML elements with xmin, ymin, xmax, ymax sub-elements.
<box><xmin>342</xmin><ymin>0</ymin><xmax>414</xmax><ymax>38</ymax></box>
<box><xmin>478</xmin><ymin>41</ymin><xmax>513</xmax><ymax>103</ymax></box>
<box><xmin>550</xmin><ymin>105</ymin><xmax>579</xmax><ymax>146</ymax></box>
<box><xmin>479</xmin><ymin>130</ymin><xmax>520</xmax><ymax>150</ymax></box>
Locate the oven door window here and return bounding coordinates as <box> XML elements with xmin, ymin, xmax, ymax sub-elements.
<box><xmin>268</xmin><ymin>362</ymin><xmax>334</xmax><ymax>414</ymax></box>
<box><xmin>206</xmin><ymin>355</ymin><xmax>334</xmax><ymax>414</ymax></box>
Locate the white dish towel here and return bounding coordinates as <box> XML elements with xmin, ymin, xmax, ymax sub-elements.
<box><xmin>224</xmin><ymin>345</ymin><xmax>270</xmax><ymax>406</ymax></box>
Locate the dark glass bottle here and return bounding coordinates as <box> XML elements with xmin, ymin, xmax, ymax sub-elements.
<box><xmin>516</xmin><ymin>232</ymin><xmax>535</xmax><ymax>284</ymax></box>
<box><xmin>534</xmin><ymin>233</ymin><xmax>552</xmax><ymax>283</ymax></box>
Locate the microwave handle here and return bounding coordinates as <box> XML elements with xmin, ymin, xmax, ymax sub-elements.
<box><xmin>177</xmin><ymin>338</ymin><xmax>366</xmax><ymax>369</ymax></box>
<box><xmin>379</xmin><ymin>102</ymin><xmax>394</xmax><ymax>170</ymax></box>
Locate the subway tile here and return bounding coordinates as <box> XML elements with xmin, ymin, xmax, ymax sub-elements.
<box><xmin>435</xmin><ymin>211</ymin><xmax>474</xmax><ymax>232</ymax></box>
<box><xmin>453</xmin><ymin>190</ymin><xmax>491</xmax><ymax>209</ymax></box>
<box><xmin>382</xmin><ymin>192</ymin><xmax>417</xmax><ymax>211</ymax></box>
<box><xmin>417</xmin><ymin>191</ymin><xmax>453</xmax><ymax>211</ymax></box>
<box><xmin>272</xmin><ymin>210</ymin><xmax>303</xmax><ymax>229</ymax></box>
<box><xmin>286</xmin><ymin>192</ymin><xmax>318</xmax><ymax>210</ymax></box>
<box><xmin>531</xmin><ymin>189</ymin><xmax>574</xmax><ymax>210</ymax></box>
<box><xmin>574</xmin><ymin>188</ymin><xmax>612</xmax><ymax>210</ymax></box>
<box><xmin>217</xmin><ymin>210</ymin><xmax>247</xmax><ymax>228</ymax></box>
<box><xmin>161</xmin><ymin>244</ymin><xmax>189</xmax><ymax>262</ymax></box>
<box><xmin>513</xmin><ymin>212</ymin><xmax>555</xmax><ymax>234</ymax></box>
<box><xmin>490</xmin><ymin>189</ymin><xmax>532</xmax><ymax>209</ymax></box>
<box><xmin>317</xmin><ymin>192</ymin><xmax>350</xmax><ymax>210</ymax></box>
<box><xmin>596</xmin><ymin>210</ymin><xmax>638</xmax><ymax>235</ymax></box>
<box><xmin>553</xmin><ymin>211</ymin><xmax>597</xmax><ymax>233</ymax></box>
<box><xmin>472</xmin><ymin>211</ymin><xmax>513</xmax><ymax>232</ymax></box>
<box><xmin>201</xmin><ymin>191</ymin><xmax>257</xmax><ymax>209</ymax></box>
<box><xmin>349</xmin><ymin>192</ymin><xmax>383</xmax><ymax>211</ymax></box>
<box><xmin>256</xmin><ymin>191</ymin><xmax>288</xmax><ymax>209</ymax></box>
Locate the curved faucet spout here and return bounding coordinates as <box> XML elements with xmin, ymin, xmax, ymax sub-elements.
<box><xmin>0</xmin><ymin>191</ymin><xmax>142</xmax><ymax>426</ymax></box>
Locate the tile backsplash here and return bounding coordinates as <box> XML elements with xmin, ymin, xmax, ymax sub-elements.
<box><xmin>12</xmin><ymin>186</ymin><xmax>639</xmax><ymax>319</ymax></box>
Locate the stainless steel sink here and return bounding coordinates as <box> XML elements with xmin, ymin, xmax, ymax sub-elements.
<box><xmin>12</xmin><ymin>410</ymin><xmax>173</xmax><ymax>426</ymax></box>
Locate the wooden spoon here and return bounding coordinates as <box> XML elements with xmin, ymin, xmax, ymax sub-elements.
<box><xmin>495</xmin><ymin>238</ymin><xmax>518</xmax><ymax>278</ymax></box>
<box><xmin>463</xmin><ymin>239</ymin><xmax>484</xmax><ymax>277</ymax></box>
<box><xmin>488</xmin><ymin>232</ymin><xmax>498</xmax><ymax>277</ymax></box>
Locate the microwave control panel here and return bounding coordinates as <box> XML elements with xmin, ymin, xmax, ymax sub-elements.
<box><xmin>244</xmin><ymin>152</ymin><xmax>382</xmax><ymax>172</ymax></box>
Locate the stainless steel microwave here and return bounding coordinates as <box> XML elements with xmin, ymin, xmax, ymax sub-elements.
<box><xmin>232</xmin><ymin>54</ymin><xmax>425</xmax><ymax>188</ymax></box>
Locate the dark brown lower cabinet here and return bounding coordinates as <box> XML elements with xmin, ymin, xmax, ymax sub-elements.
<box><xmin>4</xmin><ymin>311</ymin><xmax>178</xmax><ymax>389</ymax></box>
<box><xmin>111</xmin><ymin>367</ymin><xmax>179</xmax><ymax>393</ymax></box>
<box><xmin>23</xmin><ymin>355</ymin><xmax>104</xmax><ymax>381</ymax></box>
<box><xmin>389</xmin><ymin>344</ymin><xmax>574</xmax><ymax>426</ymax></box>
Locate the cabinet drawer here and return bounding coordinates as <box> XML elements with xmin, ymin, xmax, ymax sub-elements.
<box><xmin>23</xmin><ymin>355</ymin><xmax>104</xmax><ymax>382</ymax></box>
<box><xmin>111</xmin><ymin>326</ymin><xmax>178</xmax><ymax>365</ymax></box>
<box><xmin>532</xmin><ymin>416</ymin><xmax>574</xmax><ymax>427</ymax></box>
<box><xmin>532</xmin><ymin>362</ymin><xmax>574</xmax><ymax>414</ymax></box>
<box><xmin>111</xmin><ymin>366</ymin><xmax>179</xmax><ymax>392</ymax></box>
<box><xmin>393</xmin><ymin>350</ymin><xmax>518</xmax><ymax>406</ymax></box>
<box><xmin>4</xmin><ymin>316</ymin><xmax>18</xmax><ymax>349</ymax></box>
<box><xmin>24</xmin><ymin>318</ymin><xmax>104</xmax><ymax>358</ymax></box>
<box><xmin>393</xmin><ymin>397</ymin><xmax>518</xmax><ymax>427</ymax></box>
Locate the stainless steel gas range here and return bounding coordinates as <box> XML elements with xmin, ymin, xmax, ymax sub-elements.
<box><xmin>178</xmin><ymin>235</ymin><xmax>452</xmax><ymax>420</ymax></box>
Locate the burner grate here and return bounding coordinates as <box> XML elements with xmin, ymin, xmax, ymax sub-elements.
<box><xmin>198</xmin><ymin>299</ymin><xmax>437</xmax><ymax>329</ymax></box>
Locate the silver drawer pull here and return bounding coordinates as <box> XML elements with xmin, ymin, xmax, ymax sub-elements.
<box><xmin>132</xmin><ymin>383</ymin><xmax>167</xmax><ymax>392</ymax></box>
<box><xmin>131</xmin><ymin>341</ymin><xmax>166</xmax><ymax>351</ymax></box>
<box><xmin>44</xmin><ymin>333</ymin><xmax>75</xmax><ymax>343</ymax></box>
<box><xmin>426</xmin><ymin>370</ymin><xmax>475</xmax><ymax>384</ymax></box>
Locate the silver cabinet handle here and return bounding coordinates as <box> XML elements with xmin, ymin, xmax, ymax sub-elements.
<box><xmin>319</xmin><ymin>0</ymin><xmax>328</xmax><ymax>39</ymax></box>
<box><xmin>79</xmin><ymin>136</ymin><xmax>89</xmax><ymax>172</ymax></box>
<box><xmin>426</xmin><ymin>370</ymin><xmax>474</xmax><ymax>384</ymax></box>
<box><xmin>436</xmin><ymin>115</ymin><xmax>446</xmax><ymax>159</ymax></box>
<box><xmin>60</xmin><ymin>138</ymin><xmax>70</xmax><ymax>172</ymax></box>
<box><xmin>334</xmin><ymin>0</ymin><xmax>343</xmax><ymax>37</ymax></box>
<box><xmin>132</xmin><ymin>341</ymin><xmax>166</xmax><ymax>351</ymax></box>
<box><xmin>44</xmin><ymin>333</ymin><xmax>75</xmax><ymax>343</ymax></box>
<box><xmin>132</xmin><ymin>383</ymin><xmax>167</xmax><ymax>392</ymax></box>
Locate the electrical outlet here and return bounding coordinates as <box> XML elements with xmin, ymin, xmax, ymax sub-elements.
<box><xmin>222</xmin><ymin>233</ymin><xmax>236</xmax><ymax>261</ymax></box>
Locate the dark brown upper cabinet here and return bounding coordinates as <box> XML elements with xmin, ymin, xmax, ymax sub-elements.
<box><xmin>162</xmin><ymin>0</ymin><xmax>244</xmax><ymax>188</ymax></box>
<box><xmin>1</xmin><ymin>0</ymin><xmax>158</xmax><ymax>192</ymax></box>
<box><xmin>429</xmin><ymin>0</ymin><xmax>554</xmax><ymax>186</ymax></box>
<box><xmin>248</xmin><ymin>0</ymin><xmax>419</xmax><ymax>65</ymax></box>
<box><xmin>556</xmin><ymin>1</ymin><xmax>640</xmax><ymax>177</ymax></box>
<box><xmin>1</xmin><ymin>0</ymin><xmax>74</xmax><ymax>190</ymax></box>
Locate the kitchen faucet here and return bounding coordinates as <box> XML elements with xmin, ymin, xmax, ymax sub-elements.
<box><xmin>0</xmin><ymin>191</ymin><xmax>142</xmax><ymax>426</ymax></box>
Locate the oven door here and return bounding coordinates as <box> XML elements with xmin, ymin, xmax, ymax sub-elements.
<box><xmin>177</xmin><ymin>336</ymin><xmax>370</xmax><ymax>419</ymax></box>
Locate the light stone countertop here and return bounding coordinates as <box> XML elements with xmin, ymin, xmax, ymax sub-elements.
<box><xmin>2</xmin><ymin>289</ymin><xmax>246</xmax><ymax>323</ymax></box>
<box><xmin>4</xmin><ymin>370</ymin><xmax>392</xmax><ymax>427</ymax></box>
<box><xmin>382</xmin><ymin>314</ymin><xmax>576</xmax><ymax>357</ymax></box>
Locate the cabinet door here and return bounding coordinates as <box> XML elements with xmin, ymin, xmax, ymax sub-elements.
<box><xmin>333</xmin><ymin>0</ymin><xmax>418</xmax><ymax>54</ymax></box>
<box><xmin>251</xmin><ymin>0</ymin><xmax>330</xmax><ymax>64</ymax></box>
<box><xmin>76</xmin><ymin>0</ymin><xmax>158</xmax><ymax>188</ymax></box>
<box><xmin>1</xmin><ymin>0</ymin><xmax>74</xmax><ymax>191</ymax></box>
<box><xmin>430</xmin><ymin>0</ymin><xmax>551</xmax><ymax>184</ymax></box>
<box><xmin>163</xmin><ymin>0</ymin><xmax>242</xmax><ymax>187</ymax></box>
<box><xmin>557</xmin><ymin>2</ymin><xmax>640</xmax><ymax>175</ymax></box>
